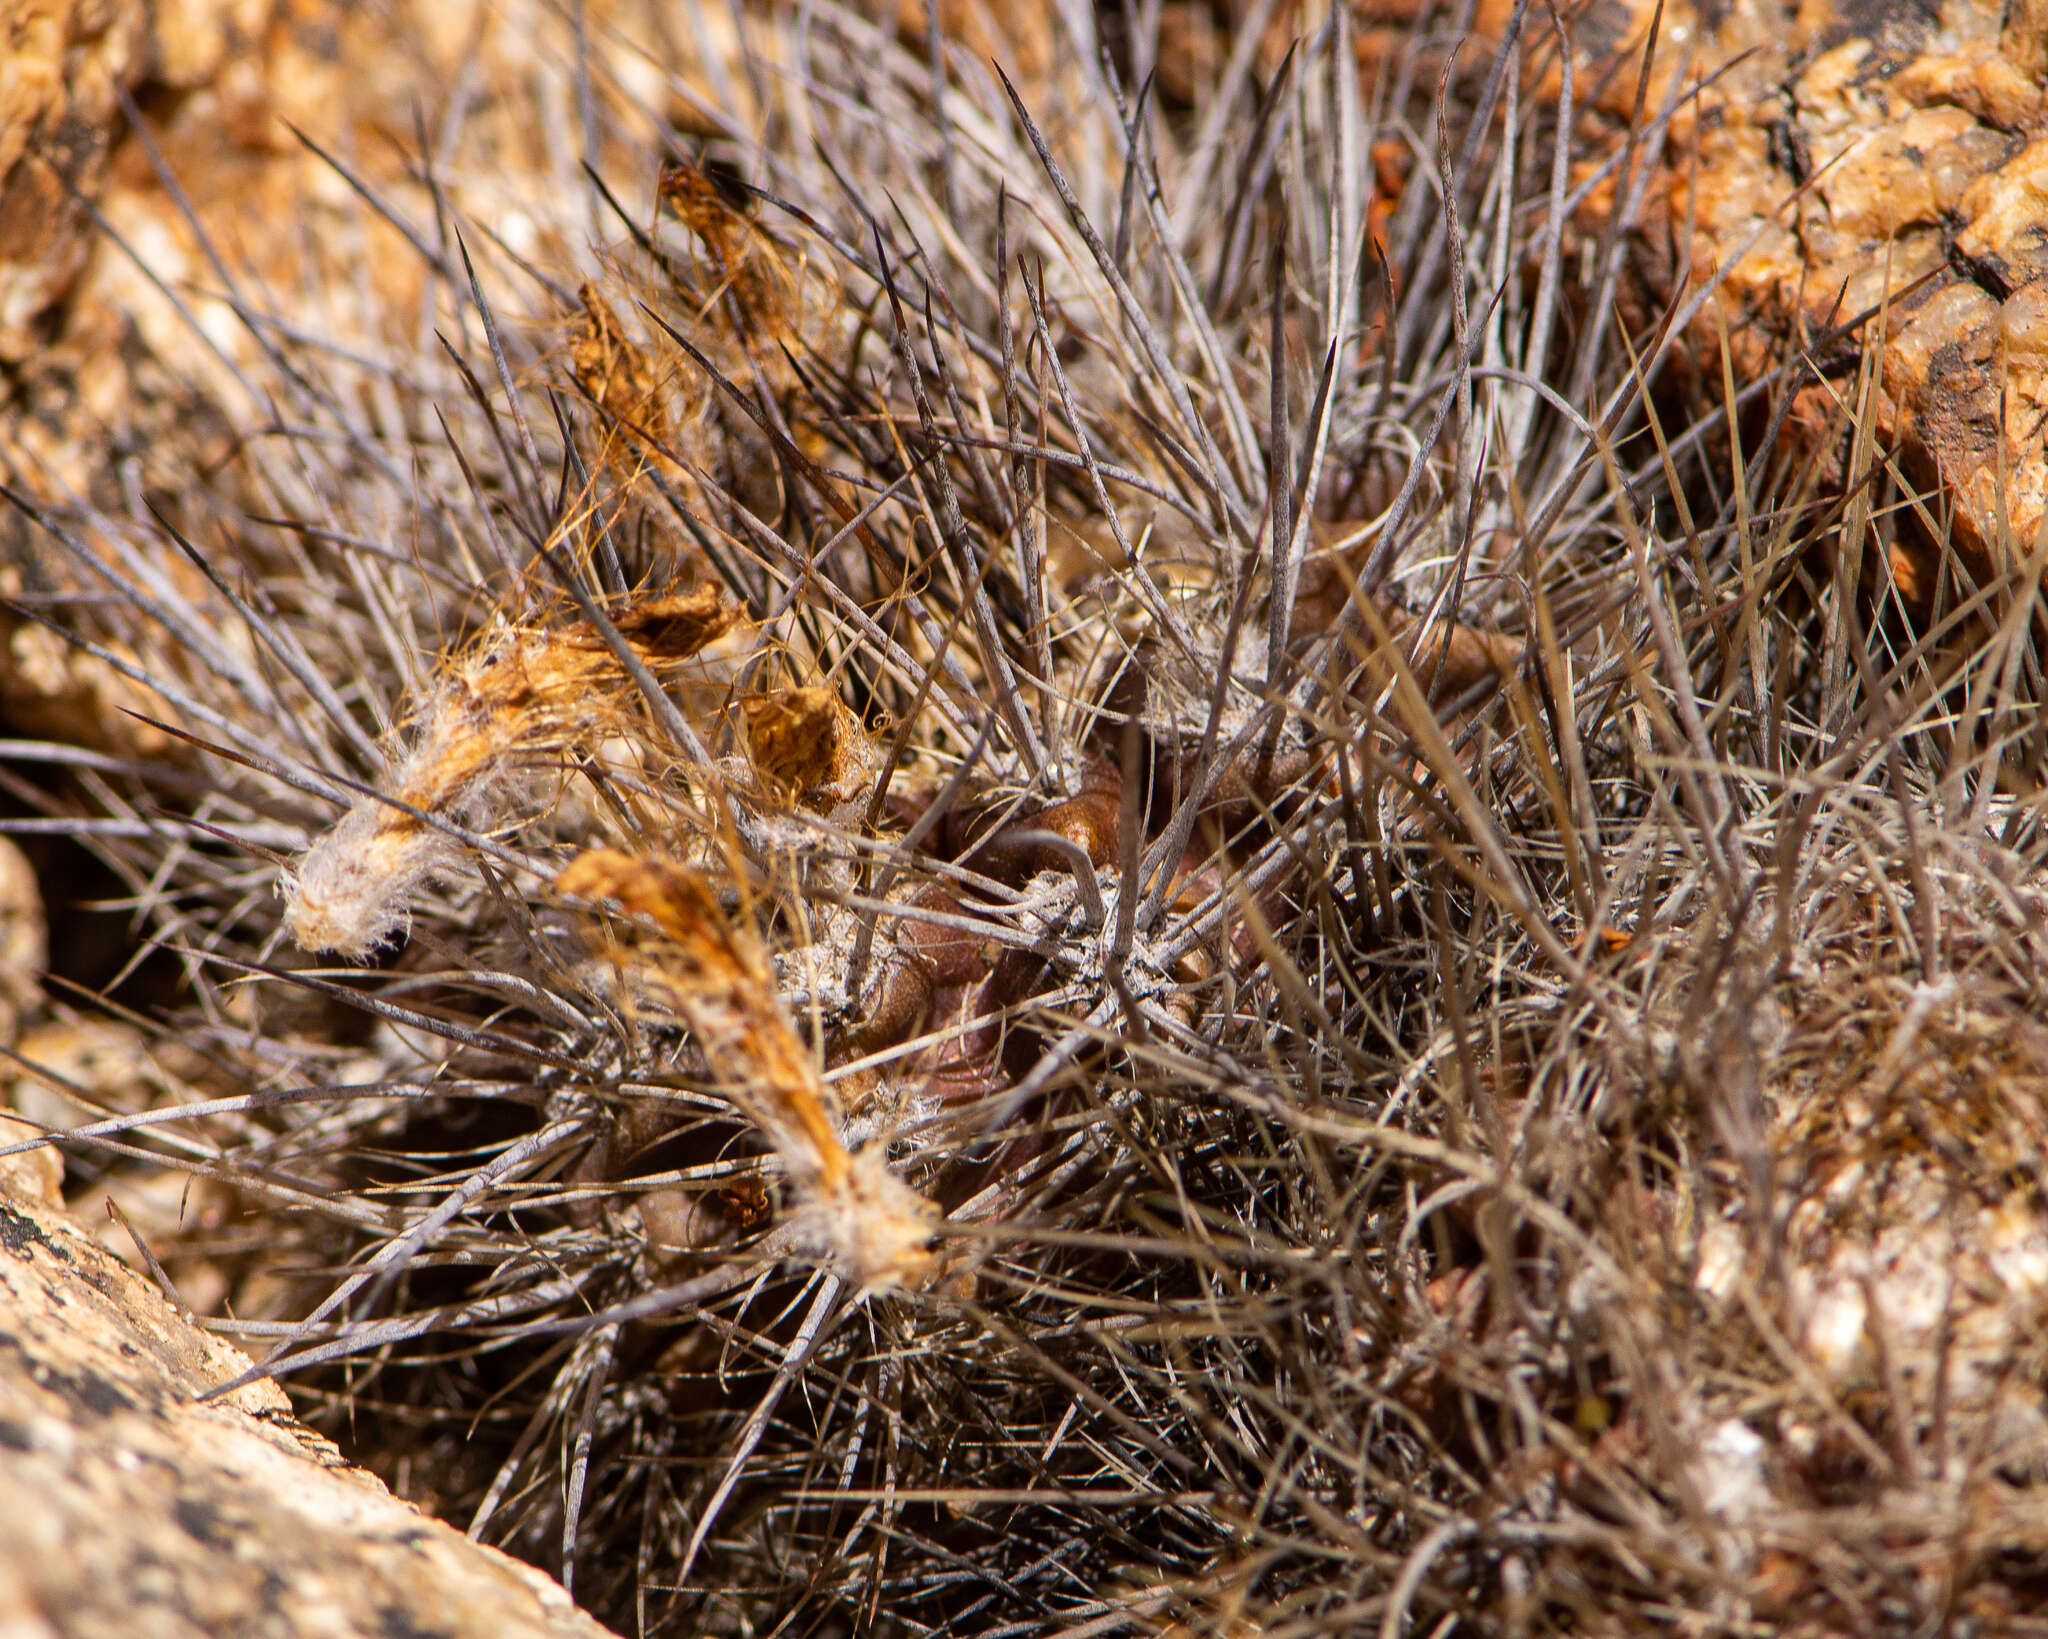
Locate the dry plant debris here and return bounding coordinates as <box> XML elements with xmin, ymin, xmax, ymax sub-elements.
<box><xmin>284</xmin><ymin>589</ymin><xmax>738</xmax><ymax>958</ymax></box>
<box><xmin>0</xmin><ymin>2</ymin><xmax>2046</xmax><ymax>1636</ymax></box>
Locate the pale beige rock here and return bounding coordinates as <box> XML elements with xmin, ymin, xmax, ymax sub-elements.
<box><xmin>0</xmin><ymin>1114</ymin><xmax>62</xmax><ymax>1210</ymax></box>
<box><xmin>8</xmin><ymin>1016</ymin><xmax>172</xmax><ymax>1132</ymax></box>
<box><xmin>0</xmin><ymin>1167</ymin><xmax>619</xmax><ymax>1639</ymax></box>
<box><xmin>3</xmin><ymin>1018</ymin><xmax>234</xmax><ymax>1296</ymax></box>
<box><xmin>0</xmin><ymin>837</ymin><xmax>43</xmax><ymax>1046</ymax></box>
<box><xmin>0</xmin><ymin>611</ymin><xmax>178</xmax><ymax>761</ymax></box>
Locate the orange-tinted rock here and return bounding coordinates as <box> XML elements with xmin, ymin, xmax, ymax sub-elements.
<box><xmin>0</xmin><ymin>1</ymin><xmax>277</xmax><ymax>365</ymax></box>
<box><xmin>1651</xmin><ymin>0</ymin><xmax>2048</xmax><ymax>573</ymax></box>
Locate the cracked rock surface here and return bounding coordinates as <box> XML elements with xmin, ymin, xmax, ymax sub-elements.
<box><xmin>1619</xmin><ymin>0</ymin><xmax>2048</xmax><ymax>580</ymax></box>
<box><xmin>0</xmin><ymin>1130</ymin><xmax>617</xmax><ymax>1639</ymax></box>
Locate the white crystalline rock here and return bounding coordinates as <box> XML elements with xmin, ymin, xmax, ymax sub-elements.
<box><xmin>1784</xmin><ymin>1202</ymin><xmax>1955</xmax><ymax>1381</ymax></box>
<box><xmin>1692</xmin><ymin>1418</ymin><xmax>1769</xmax><ymax>1521</ymax></box>
<box><xmin>1694</xmin><ymin>1219</ymin><xmax>1745</xmax><ymax>1304</ymax></box>
<box><xmin>1774</xmin><ymin>1178</ymin><xmax>2048</xmax><ymax>1395</ymax></box>
<box><xmin>1693</xmin><ymin>1153</ymin><xmax>2048</xmax><ymax>1415</ymax></box>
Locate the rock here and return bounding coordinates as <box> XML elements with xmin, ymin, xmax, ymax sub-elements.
<box><xmin>0</xmin><ymin>837</ymin><xmax>43</xmax><ymax>1047</ymax></box>
<box><xmin>7</xmin><ymin>1016</ymin><xmax>176</xmax><ymax>1133</ymax></box>
<box><xmin>0</xmin><ymin>1157</ymin><xmax>619</xmax><ymax>1639</ymax></box>
<box><xmin>0</xmin><ymin>0</ymin><xmax>679</xmax><ymax>754</ymax></box>
<box><xmin>0</xmin><ymin>0</ymin><xmax>274</xmax><ymax>756</ymax></box>
<box><xmin>0</xmin><ymin>1114</ymin><xmax>62</xmax><ymax>1210</ymax></box>
<box><xmin>1630</xmin><ymin>0</ymin><xmax>2048</xmax><ymax>579</ymax></box>
<box><xmin>1346</xmin><ymin>0</ymin><xmax>2046</xmax><ymax>588</ymax></box>
<box><xmin>0</xmin><ymin>0</ymin><xmax>275</xmax><ymax>366</ymax></box>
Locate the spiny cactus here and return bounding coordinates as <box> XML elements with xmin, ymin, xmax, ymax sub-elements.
<box><xmin>5</xmin><ymin>3</ymin><xmax>2048</xmax><ymax>1636</ymax></box>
